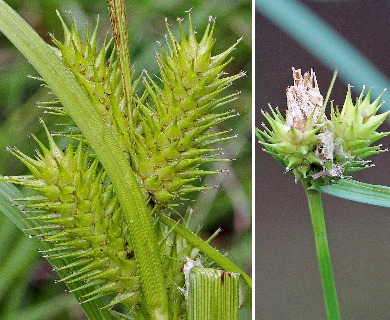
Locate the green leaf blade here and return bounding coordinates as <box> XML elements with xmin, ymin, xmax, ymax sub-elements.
<box><xmin>318</xmin><ymin>179</ymin><xmax>390</xmax><ymax>208</ymax></box>
<box><xmin>158</xmin><ymin>214</ymin><xmax>252</xmax><ymax>289</ymax></box>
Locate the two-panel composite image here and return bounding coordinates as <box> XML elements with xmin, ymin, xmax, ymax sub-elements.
<box><xmin>0</xmin><ymin>0</ymin><xmax>389</xmax><ymax>319</ymax></box>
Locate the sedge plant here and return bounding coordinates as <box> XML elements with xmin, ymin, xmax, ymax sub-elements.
<box><xmin>257</xmin><ymin>67</ymin><xmax>390</xmax><ymax>320</ymax></box>
<box><xmin>0</xmin><ymin>0</ymin><xmax>251</xmax><ymax>319</ymax></box>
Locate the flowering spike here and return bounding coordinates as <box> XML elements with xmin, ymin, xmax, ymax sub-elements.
<box><xmin>130</xmin><ymin>12</ymin><xmax>243</xmax><ymax>206</ymax></box>
<box><xmin>259</xmin><ymin>67</ymin><xmax>389</xmax><ymax>182</ymax></box>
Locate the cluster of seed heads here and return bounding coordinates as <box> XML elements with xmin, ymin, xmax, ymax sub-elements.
<box><xmin>258</xmin><ymin>67</ymin><xmax>390</xmax><ymax>182</ymax></box>
<box><xmin>1</xmin><ymin>11</ymin><xmax>243</xmax><ymax>317</ymax></box>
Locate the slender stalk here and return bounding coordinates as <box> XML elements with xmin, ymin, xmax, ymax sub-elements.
<box><xmin>302</xmin><ymin>180</ymin><xmax>341</xmax><ymax>320</ymax></box>
<box><xmin>323</xmin><ymin>69</ymin><xmax>338</xmax><ymax>110</ymax></box>
<box><xmin>107</xmin><ymin>0</ymin><xmax>133</xmax><ymax>123</ymax></box>
<box><xmin>107</xmin><ymin>1</ymin><xmax>170</xmax><ymax>317</ymax></box>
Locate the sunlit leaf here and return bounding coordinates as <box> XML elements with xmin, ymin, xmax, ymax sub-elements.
<box><xmin>318</xmin><ymin>179</ymin><xmax>390</xmax><ymax>207</ymax></box>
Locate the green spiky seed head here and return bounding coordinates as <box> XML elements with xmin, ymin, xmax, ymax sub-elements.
<box><xmin>331</xmin><ymin>86</ymin><xmax>390</xmax><ymax>173</ymax></box>
<box><xmin>258</xmin><ymin>67</ymin><xmax>390</xmax><ymax>182</ymax></box>
<box><xmin>4</xmin><ymin>124</ymin><xmax>141</xmax><ymax>308</ymax></box>
<box><xmin>3</xmin><ymin>123</ymin><xmax>202</xmax><ymax>316</ymax></box>
<box><xmin>258</xmin><ymin>68</ymin><xmax>325</xmax><ymax>180</ymax></box>
<box><xmin>50</xmin><ymin>11</ymin><xmax>243</xmax><ymax>207</ymax></box>
<box><xmin>134</xmin><ymin>12</ymin><xmax>244</xmax><ymax>205</ymax></box>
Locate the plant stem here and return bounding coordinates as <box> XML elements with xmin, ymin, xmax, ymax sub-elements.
<box><xmin>107</xmin><ymin>0</ymin><xmax>133</xmax><ymax>123</ymax></box>
<box><xmin>302</xmin><ymin>180</ymin><xmax>341</xmax><ymax>320</ymax></box>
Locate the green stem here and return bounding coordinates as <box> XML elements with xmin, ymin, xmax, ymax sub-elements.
<box><xmin>107</xmin><ymin>0</ymin><xmax>133</xmax><ymax>123</ymax></box>
<box><xmin>302</xmin><ymin>180</ymin><xmax>341</xmax><ymax>320</ymax></box>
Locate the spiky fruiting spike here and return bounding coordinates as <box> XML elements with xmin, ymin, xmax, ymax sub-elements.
<box><xmin>132</xmin><ymin>12</ymin><xmax>243</xmax><ymax>205</ymax></box>
<box><xmin>3</xmin><ymin>136</ymin><xmax>208</xmax><ymax>317</ymax></box>
<box><xmin>3</xmin><ymin>130</ymin><xmax>142</xmax><ymax>310</ymax></box>
<box><xmin>331</xmin><ymin>86</ymin><xmax>390</xmax><ymax>174</ymax></box>
<box><xmin>259</xmin><ymin>67</ymin><xmax>390</xmax><ymax>182</ymax></box>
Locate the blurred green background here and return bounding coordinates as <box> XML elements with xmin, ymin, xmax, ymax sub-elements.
<box><xmin>0</xmin><ymin>0</ymin><xmax>251</xmax><ymax>319</ymax></box>
<box><xmin>256</xmin><ymin>0</ymin><xmax>390</xmax><ymax>319</ymax></box>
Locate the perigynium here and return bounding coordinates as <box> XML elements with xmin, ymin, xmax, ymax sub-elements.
<box><xmin>1</xmin><ymin>9</ymin><xmax>244</xmax><ymax>319</ymax></box>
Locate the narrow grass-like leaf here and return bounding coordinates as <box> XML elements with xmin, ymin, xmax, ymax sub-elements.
<box><xmin>255</xmin><ymin>0</ymin><xmax>390</xmax><ymax>107</ymax></box>
<box><xmin>158</xmin><ymin>214</ymin><xmax>252</xmax><ymax>288</ymax></box>
<box><xmin>1</xmin><ymin>267</ymin><xmax>29</xmax><ymax>317</ymax></box>
<box><xmin>107</xmin><ymin>0</ymin><xmax>133</xmax><ymax>121</ymax></box>
<box><xmin>7</xmin><ymin>293</ymin><xmax>78</xmax><ymax>320</ymax></box>
<box><xmin>318</xmin><ymin>179</ymin><xmax>390</xmax><ymax>207</ymax></box>
<box><xmin>0</xmin><ymin>234</ymin><xmax>38</xmax><ymax>299</ymax></box>
<box><xmin>323</xmin><ymin>69</ymin><xmax>338</xmax><ymax>111</ymax></box>
<box><xmin>0</xmin><ymin>216</ymin><xmax>19</xmax><ymax>262</ymax></box>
